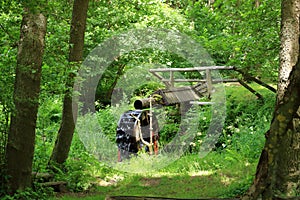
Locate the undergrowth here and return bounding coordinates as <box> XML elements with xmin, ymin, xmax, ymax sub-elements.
<box><xmin>2</xmin><ymin>84</ymin><xmax>275</xmax><ymax>199</ymax></box>
<box><xmin>50</xmin><ymin>84</ymin><xmax>275</xmax><ymax>199</ymax></box>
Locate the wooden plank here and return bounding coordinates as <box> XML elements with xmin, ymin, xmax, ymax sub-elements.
<box><xmin>149</xmin><ymin>66</ymin><xmax>234</xmax><ymax>72</ymax></box>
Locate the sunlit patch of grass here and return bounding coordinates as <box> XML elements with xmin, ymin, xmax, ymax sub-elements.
<box><xmin>188</xmin><ymin>170</ymin><xmax>214</xmax><ymax>176</ymax></box>
<box><xmin>109</xmin><ymin>152</ymin><xmax>255</xmax><ymax>198</ymax></box>
<box><xmin>114</xmin><ymin>153</ymin><xmax>177</xmax><ymax>174</ymax></box>
<box><xmin>52</xmin><ymin>152</ymin><xmax>256</xmax><ymax>199</ymax></box>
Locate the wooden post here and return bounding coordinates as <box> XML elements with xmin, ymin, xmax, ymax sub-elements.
<box><xmin>170</xmin><ymin>70</ymin><xmax>174</xmax><ymax>88</ymax></box>
<box><xmin>206</xmin><ymin>69</ymin><xmax>213</xmax><ymax>97</ymax></box>
<box><xmin>149</xmin><ymin>96</ymin><xmax>153</xmax><ymax>155</ymax></box>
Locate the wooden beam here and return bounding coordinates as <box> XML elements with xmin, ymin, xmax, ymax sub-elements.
<box><xmin>233</xmin><ymin>67</ymin><xmax>276</xmax><ymax>93</ymax></box>
<box><xmin>150</xmin><ymin>71</ymin><xmax>172</xmax><ymax>88</ymax></box>
<box><xmin>238</xmin><ymin>80</ymin><xmax>263</xmax><ymax>100</ymax></box>
<box><xmin>149</xmin><ymin>66</ymin><xmax>234</xmax><ymax>72</ymax></box>
<box><xmin>160</xmin><ymin>79</ymin><xmax>239</xmax><ymax>83</ymax></box>
<box><xmin>190</xmin><ymin>101</ymin><xmax>214</xmax><ymax>105</ymax></box>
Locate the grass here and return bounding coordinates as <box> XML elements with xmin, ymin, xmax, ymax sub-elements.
<box><xmin>50</xmin><ymin>83</ymin><xmax>275</xmax><ymax>200</ymax></box>
<box><xmin>109</xmin><ymin>156</ymin><xmax>254</xmax><ymax>198</ymax></box>
<box><xmin>51</xmin><ymin>153</ymin><xmax>256</xmax><ymax>200</ymax></box>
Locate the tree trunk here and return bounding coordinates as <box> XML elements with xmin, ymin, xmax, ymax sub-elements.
<box><xmin>243</xmin><ymin>40</ymin><xmax>300</xmax><ymax>200</ymax></box>
<box><xmin>5</xmin><ymin>7</ymin><xmax>47</xmax><ymax>193</ymax></box>
<box><xmin>278</xmin><ymin>0</ymin><xmax>300</xmax><ymax>101</ymax></box>
<box><xmin>242</xmin><ymin>0</ymin><xmax>300</xmax><ymax>199</ymax></box>
<box><xmin>49</xmin><ymin>0</ymin><xmax>89</xmax><ymax>165</ymax></box>
<box><xmin>274</xmin><ymin>0</ymin><xmax>300</xmax><ymax>196</ymax></box>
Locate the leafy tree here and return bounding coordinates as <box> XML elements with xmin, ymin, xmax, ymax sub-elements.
<box><xmin>187</xmin><ymin>0</ymin><xmax>280</xmax><ymax>81</ymax></box>
<box><xmin>85</xmin><ymin>0</ymin><xmax>196</xmax><ymax>105</ymax></box>
<box><xmin>40</xmin><ymin>1</ymin><xmax>72</xmax><ymax>98</ymax></box>
<box><xmin>5</xmin><ymin>2</ymin><xmax>47</xmax><ymax>193</ymax></box>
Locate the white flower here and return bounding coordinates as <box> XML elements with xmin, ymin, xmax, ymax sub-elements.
<box><xmin>190</xmin><ymin>142</ymin><xmax>196</xmax><ymax>147</ymax></box>
<box><xmin>197</xmin><ymin>132</ymin><xmax>202</xmax><ymax>136</ymax></box>
<box><xmin>167</xmin><ymin>61</ymin><xmax>172</xmax><ymax>66</ymax></box>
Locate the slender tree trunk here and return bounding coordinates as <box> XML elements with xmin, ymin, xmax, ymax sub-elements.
<box><xmin>49</xmin><ymin>0</ymin><xmax>89</xmax><ymax>165</ymax></box>
<box><xmin>243</xmin><ymin>0</ymin><xmax>300</xmax><ymax>199</ymax></box>
<box><xmin>5</xmin><ymin>7</ymin><xmax>47</xmax><ymax>193</ymax></box>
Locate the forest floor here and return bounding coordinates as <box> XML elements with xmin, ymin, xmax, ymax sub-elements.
<box><xmin>51</xmin><ymin>154</ymin><xmax>257</xmax><ymax>200</ymax></box>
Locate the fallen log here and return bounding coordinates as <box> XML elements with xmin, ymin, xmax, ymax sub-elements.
<box><xmin>32</xmin><ymin>172</ymin><xmax>54</xmax><ymax>181</ymax></box>
<box><xmin>39</xmin><ymin>181</ymin><xmax>67</xmax><ymax>192</ymax></box>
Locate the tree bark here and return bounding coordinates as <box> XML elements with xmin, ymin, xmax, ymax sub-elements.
<box><xmin>274</xmin><ymin>0</ymin><xmax>300</xmax><ymax>196</ymax></box>
<box><xmin>49</xmin><ymin>0</ymin><xmax>89</xmax><ymax>165</ymax></box>
<box><xmin>278</xmin><ymin>0</ymin><xmax>300</xmax><ymax>101</ymax></box>
<box><xmin>242</xmin><ymin>0</ymin><xmax>300</xmax><ymax>199</ymax></box>
<box><xmin>5</xmin><ymin>7</ymin><xmax>47</xmax><ymax>193</ymax></box>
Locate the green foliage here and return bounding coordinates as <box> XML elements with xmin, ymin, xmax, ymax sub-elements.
<box><xmin>133</xmin><ymin>82</ymin><xmax>164</xmax><ymax>97</ymax></box>
<box><xmin>38</xmin><ymin>83</ymin><xmax>274</xmax><ymax>199</ymax></box>
<box><xmin>159</xmin><ymin>123</ymin><xmax>180</xmax><ymax>146</ymax></box>
<box><xmin>96</xmin><ymin>107</ymin><xmax>117</xmax><ymax>142</ymax></box>
<box><xmin>0</xmin><ymin>0</ymin><xmax>282</xmax><ymax>198</ymax></box>
<box><xmin>33</xmin><ymin>96</ymin><xmax>62</xmax><ymax>172</ymax></box>
<box><xmin>220</xmin><ymin>85</ymin><xmax>275</xmax><ymax>160</ymax></box>
<box><xmin>87</xmin><ymin>0</ymin><xmax>195</xmax><ymax>105</ymax></box>
<box><xmin>0</xmin><ymin>2</ymin><xmax>22</xmax><ymax>194</ymax></box>
<box><xmin>187</xmin><ymin>0</ymin><xmax>280</xmax><ymax>81</ymax></box>
<box><xmin>60</xmin><ymin>133</ymin><xmax>117</xmax><ymax>192</ymax></box>
<box><xmin>40</xmin><ymin>1</ymin><xmax>71</xmax><ymax>99</ymax></box>
<box><xmin>2</xmin><ymin>186</ymin><xmax>53</xmax><ymax>200</ymax></box>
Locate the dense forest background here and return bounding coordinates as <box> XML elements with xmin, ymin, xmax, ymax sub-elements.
<box><xmin>2</xmin><ymin>0</ymin><xmax>299</xmax><ymax>200</ymax></box>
